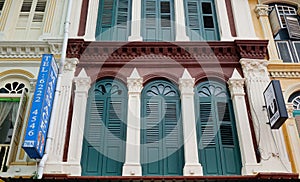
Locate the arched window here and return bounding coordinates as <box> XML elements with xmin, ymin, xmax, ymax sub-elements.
<box><xmin>81</xmin><ymin>79</ymin><xmax>128</xmax><ymax>176</ymax></box>
<box><xmin>288</xmin><ymin>91</ymin><xmax>300</xmax><ymax>136</ymax></box>
<box><xmin>141</xmin><ymin>80</ymin><xmax>184</xmax><ymax>175</ymax></box>
<box><xmin>195</xmin><ymin>81</ymin><xmax>241</xmax><ymax>175</ymax></box>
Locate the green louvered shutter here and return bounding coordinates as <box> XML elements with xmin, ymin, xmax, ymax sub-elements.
<box><xmin>185</xmin><ymin>0</ymin><xmax>219</xmax><ymax>40</ymax></box>
<box><xmin>142</xmin><ymin>0</ymin><xmax>175</xmax><ymax>41</ymax></box>
<box><xmin>96</xmin><ymin>0</ymin><xmax>131</xmax><ymax>41</ymax></box>
<box><xmin>81</xmin><ymin>79</ymin><xmax>127</xmax><ymax>176</ymax></box>
<box><xmin>141</xmin><ymin>80</ymin><xmax>183</xmax><ymax>176</ymax></box>
<box><xmin>195</xmin><ymin>81</ymin><xmax>241</xmax><ymax>175</ymax></box>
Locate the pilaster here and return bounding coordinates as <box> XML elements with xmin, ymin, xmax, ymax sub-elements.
<box><xmin>44</xmin><ymin>58</ymin><xmax>78</xmax><ymax>174</ymax></box>
<box><xmin>179</xmin><ymin>69</ymin><xmax>203</xmax><ymax>176</ymax></box>
<box><xmin>240</xmin><ymin>58</ymin><xmax>291</xmax><ymax>173</ymax></box>
<box><xmin>215</xmin><ymin>0</ymin><xmax>234</xmax><ymax>41</ymax></box>
<box><xmin>122</xmin><ymin>68</ymin><xmax>143</xmax><ymax>176</ymax></box>
<box><xmin>174</xmin><ymin>0</ymin><xmax>189</xmax><ymax>41</ymax></box>
<box><xmin>230</xmin><ymin>0</ymin><xmax>257</xmax><ymax>39</ymax></box>
<box><xmin>228</xmin><ymin>69</ymin><xmax>259</xmax><ymax>175</ymax></box>
<box><xmin>63</xmin><ymin>68</ymin><xmax>91</xmax><ymax>175</ymax></box>
<box><xmin>84</xmin><ymin>0</ymin><xmax>99</xmax><ymax>41</ymax></box>
<box><xmin>69</xmin><ymin>0</ymin><xmax>83</xmax><ymax>38</ymax></box>
<box><xmin>128</xmin><ymin>0</ymin><xmax>143</xmax><ymax>41</ymax></box>
<box><xmin>255</xmin><ymin>4</ymin><xmax>281</xmax><ymax>62</ymax></box>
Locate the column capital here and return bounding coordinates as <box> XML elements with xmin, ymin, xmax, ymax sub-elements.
<box><xmin>29</xmin><ymin>79</ymin><xmax>37</xmax><ymax>94</ymax></box>
<box><xmin>179</xmin><ymin>69</ymin><xmax>195</xmax><ymax>94</ymax></box>
<box><xmin>64</xmin><ymin>58</ymin><xmax>79</xmax><ymax>72</ymax></box>
<box><xmin>255</xmin><ymin>4</ymin><xmax>269</xmax><ymax>18</ymax></box>
<box><xmin>74</xmin><ymin>68</ymin><xmax>91</xmax><ymax>93</ymax></box>
<box><xmin>127</xmin><ymin>68</ymin><xmax>143</xmax><ymax>93</ymax></box>
<box><xmin>228</xmin><ymin>79</ymin><xmax>245</xmax><ymax>96</ymax></box>
<box><xmin>240</xmin><ymin>59</ymin><xmax>269</xmax><ymax>80</ymax></box>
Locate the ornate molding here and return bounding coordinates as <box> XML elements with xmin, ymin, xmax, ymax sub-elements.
<box><xmin>127</xmin><ymin>77</ymin><xmax>143</xmax><ymax>93</ymax></box>
<box><xmin>255</xmin><ymin>4</ymin><xmax>269</xmax><ymax>17</ymax></box>
<box><xmin>74</xmin><ymin>77</ymin><xmax>91</xmax><ymax>93</ymax></box>
<box><xmin>286</xmin><ymin>103</ymin><xmax>294</xmax><ymax>118</ymax></box>
<box><xmin>240</xmin><ymin>59</ymin><xmax>269</xmax><ymax>79</ymax></box>
<box><xmin>29</xmin><ymin>79</ymin><xmax>37</xmax><ymax>94</ymax></box>
<box><xmin>64</xmin><ymin>58</ymin><xmax>79</xmax><ymax>71</ymax></box>
<box><xmin>228</xmin><ymin>79</ymin><xmax>246</xmax><ymax>97</ymax></box>
<box><xmin>179</xmin><ymin>78</ymin><xmax>195</xmax><ymax>94</ymax></box>
<box><xmin>269</xmin><ymin>71</ymin><xmax>300</xmax><ymax>78</ymax></box>
<box><xmin>67</xmin><ymin>39</ymin><xmax>268</xmax><ymax>67</ymax></box>
<box><xmin>0</xmin><ymin>41</ymin><xmax>62</xmax><ymax>58</ymax></box>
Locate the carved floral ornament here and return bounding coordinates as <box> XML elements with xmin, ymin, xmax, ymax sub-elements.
<box><xmin>255</xmin><ymin>4</ymin><xmax>269</xmax><ymax>17</ymax></box>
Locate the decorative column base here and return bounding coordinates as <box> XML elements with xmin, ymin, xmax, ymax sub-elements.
<box><xmin>122</xmin><ymin>163</ymin><xmax>142</xmax><ymax>176</ymax></box>
<box><xmin>183</xmin><ymin>163</ymin><xmax>203</xmax><ymax>176</ymax></box>
<box><xmin>62</xmin><ymin>163</ymin><xmax>82</xmax><ymax>176</ymax></box>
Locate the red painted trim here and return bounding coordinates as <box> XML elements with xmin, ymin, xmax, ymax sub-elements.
<box><xmin>78</xmin><ymin>0</ymin><xmax>89</xmax><ymax>36</ymax></box>
<box><xmin>225</xmin><ymin>0</ymin><xmax>237</xmax><ymax>37</ymax></box>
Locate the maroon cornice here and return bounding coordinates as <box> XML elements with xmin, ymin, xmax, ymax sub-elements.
<box><xmin>67</xmin><ymin>39</ymin><xmax>268</xmax><ymax>67</ymax></box>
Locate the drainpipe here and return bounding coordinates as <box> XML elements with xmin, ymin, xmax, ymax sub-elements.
<box><xmin>37</xmin><ymin>0</ymin><xmax>73</xmax><ymax>179</ymax></box>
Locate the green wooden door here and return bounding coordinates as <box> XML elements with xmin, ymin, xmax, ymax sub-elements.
<box><xmin>81</xmin><ymin>79</ymin><xmax>127</xmax><ymax>176</ymax></box>
<box><xmin>141</xmin><ymin>80</ymin><xmax>184</xmax><ymax>175</ymax></box>
<box><xmin>195</xmin><ymin>81</ymin><xmax>241</xmax><ymax>175</ymax></box>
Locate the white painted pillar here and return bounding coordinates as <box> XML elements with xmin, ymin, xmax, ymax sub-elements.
<box><xmin>69</xmin><ymin>0</ymin><xmax>83</xmax><ymax>38</ymax></box>
<box><xmin>128</xmin><ymin>0</ymin><xmax>142</xmax><ymax>41</ymax></box>
<box><xmin>255</xmin><ymin>5</ymin><xmax>280</xmax><ymax>62</ymax></box>
<box><xmin>44</xmin><ymin>58</ymin><xmax>78</xmax><ymax>173</ymax></box>
<box><xmin>63</xmin><ymin>68</ymin><xmax>91</xmax><ymax>175</ymax></box>
<box><xmin>240</xmin><ymin>58</ymin><xmax>291</xmax><ymax>173</ymax></box>
<box><xmin>215</xmin><ymin>0</ymin><xmax>233</xmax><ymax>41</ymax></box>
<box><xmin>84</xmin><ymin>0</ymin><xmax>99</xmax><ymax>41</ymax></box>
<box><xmin>228</xmin><ymin>69</ymin><xmax>259</xmax><ymax>175</ymax></box>
<box><xmin>230</xmin><ymin>0</ymin><xmax>257</xmax><ymax>39</ymax></box>
<box><xmin>174</xmin><ymin>0</ymin><xmax>189</xmax><ymax>41</ymax></box>
<box><xmin>179</xmin><ymin>69</ymin><xmax>203</xmax><ymax>176</ymax></box>
<box><xmin>122</xmin><ymin>68</ymin><xmax>143</xmax><ymax>176</ymax></box>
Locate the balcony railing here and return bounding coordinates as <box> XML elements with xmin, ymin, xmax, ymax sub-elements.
<box><xmin>0</xmin><ymin>144</ymin><xmax>9</xmax><ymax>172</ymax></box>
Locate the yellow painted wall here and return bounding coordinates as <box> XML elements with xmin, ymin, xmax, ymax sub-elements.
<box><xmin>249</xmin><ymin>0</ymin><xmax>264</xmax><ymax>39</ymax></box>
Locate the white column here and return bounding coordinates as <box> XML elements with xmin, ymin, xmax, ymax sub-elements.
<box><xmin>63</xmin><ymin>68</ymin><xmax>91</xmax><ymax>175</ymax></box>
<box><xmin>174</xmin><ymin>0</ymin><xmax>189</xmax><ymax>41</ymax></box>
<box><xmin>179</xmin><ymin>69</ymin><xmax>203</xmax><ymax>176</ymax></box>
<box><xmin>215</xmin><ymin>0</ymin><xmax>233</xmax><ymax>41</ymax></box>
<box><xmin>69</xmin><ymin>0</ymin><xmax>83</xmax><ymax>38</ymax></box>
<box><xmin>44</xmin><ymin>58</ymin><xmax>78</xmax><ymax>173</ymax></box>
<box><xmin>241</xmin><ymin>58</ymin><xmax>291</xmax><ymax>173</ymax></box>
<box><xmin>228</xmin><ymin>69</ymin><xmax>259</xmax><ymax>175</ymax></box>
<box><xmin>84</xmin><ymin>0</ymin><xmax>99</xmax><ymax>41</ymax></box>
<box><xmin>122</xmin><ymin>68</ymin><xmax>143</xmax><ymax>176</ymax></box>
<box><xmin>128</xmin><ymin>0</ymin><xmax>142</xmax><ymax>41</ymax></box>
<box><xmin>255</xmin><ymin>5</ymin><xmax>280</xmax><ymax>62</ymax></box>
<box><xmin>231</xmin><ymin>0</ymin><xmax>257</xmax><ymax>39</ymax></box>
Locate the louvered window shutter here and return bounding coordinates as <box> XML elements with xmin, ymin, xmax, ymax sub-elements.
<box><xmin>185</xmin><ymin>0</ymin><xmax>219</xmax><ymax>41</ymax></box>
<box><xmin>141</xmin><ymin>80</ymin><xmax>183</xmax><ymax>175</ymax></box>
<box><xmin>285</xmin><ymin>15</ymin><xmax>300</xmax><ymax>40</ymax></box>
<box><xmin>82</xmin><ymin>79</ymin><xmax>127</xmax><ymax>176</ymax></box>
<box><xmin>33</xmin><ymin>0</ymin><xmax>46</xmax><ymax>22</ymax></box>
<box><xmin>96</xmin><ymin>0</ymin><xmax>131</xmax><ymax>41</ymax></box>
<box><xmin>143</xmin><ymin>0</ymin><xmax>174</xmax><ymax>41</ymax></box>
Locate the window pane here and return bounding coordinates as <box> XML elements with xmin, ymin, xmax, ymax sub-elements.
<box><xmin>160</xmin><ymin>1</ymin><xmax>170</xmax><ymax>13</ymax></box>
<box><xmin>202</xmin><ymin>2</ymin><xmax>212</xmax><ymax>14</ymax></box>
<box><xmin>293</xmin><ymin>42</ymin><xmax>300</xmax><ymax>62</ymax></box>
<box><xmin>161</xmin><ymin>15</ymin><xmax>170</xmax><ymax>27</ymax></box>
<box><xmin>35</xmin><ymin>0</ymin><xmax>46</xmax><ymax>12</ymax></box>
<box><xmin>21</xmin><ymin>0</ymin><xmax>32</xmax><ymax>12</ymax></box>
<box><xmin>277</xmin><ymin>41</ymin><xmax>294</xmax><ymax>62</ymax></box>
<box><xmin>203</xmin><ymin>16</ymin><xmax>214</xmax><ymax>28</ymax></box>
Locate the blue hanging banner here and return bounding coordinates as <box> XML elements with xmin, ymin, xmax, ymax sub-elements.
<box><xmin>22</xmin><ymin>54</ymin><xmax>58</xmax><ymax>159</ymax></box>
